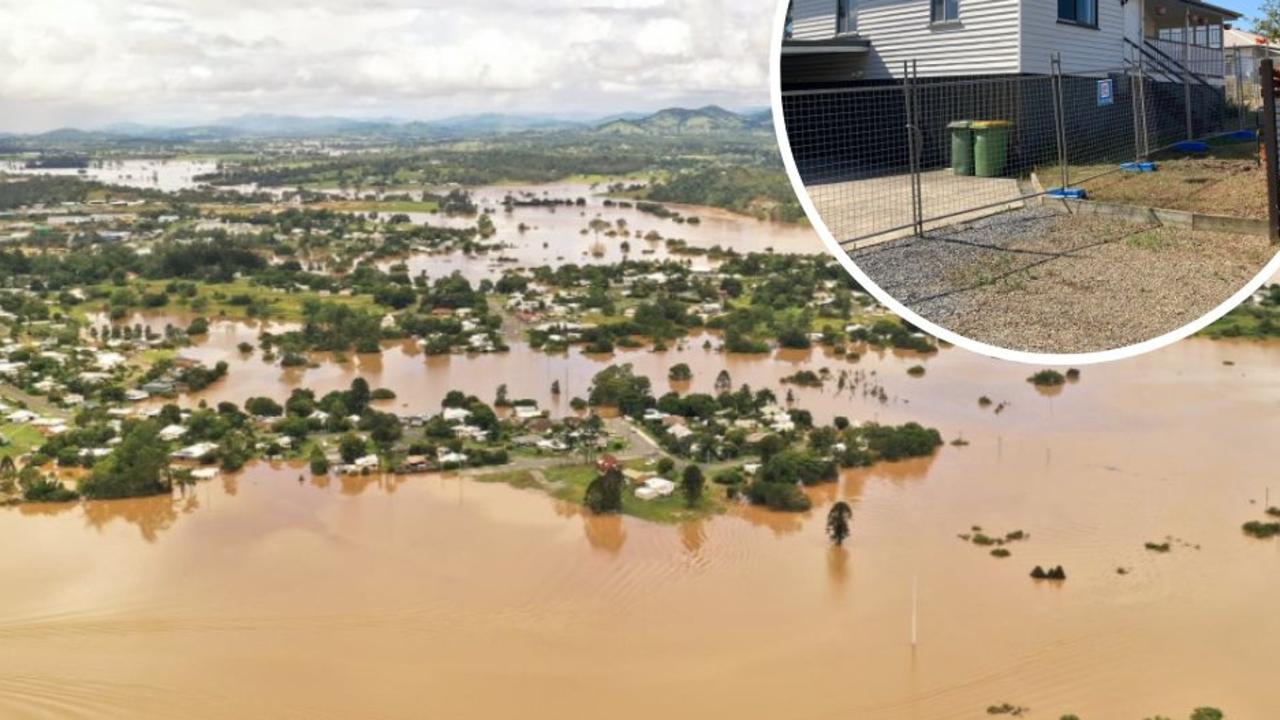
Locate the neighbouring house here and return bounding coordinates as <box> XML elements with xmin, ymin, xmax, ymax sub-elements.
<box><xmin>442</xmin><ymin>407</ymin><xmax>471</xmax><ymax>423</ymax></box>
<box><xmin>171</xmin><ymin>442</ymin><xmax>219</xmax><ymax>461</ymax></box>
<box><xmin>513</xmin><ymin>404</ymin><xmax>542</xmax><ymax>421</ymax></box>
<box><xmin>158</xmin><ymin>424</ymin><xmax>187</xmax><ymax>442</ymax></box>
<box><xmin>5</xmin><ymin>409</ymin><xmax>38</xmax><ymax>424</ymax></box>
<box><xmin>634</xmin><ymin>477</ymin><xmax>676</xmax><ymax>501</ymax></box>
<box><xmin>1225</xmin><ymin>27</ymin><xmax>1280</xmax><ymax>108</ymax></box>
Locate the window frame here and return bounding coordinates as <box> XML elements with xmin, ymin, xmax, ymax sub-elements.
<box><xmin>1057</xmin><ymin>0</ymin><xmax>1099</xmax><ymax>29</ymax></box>
<box><xmin>837</xmin><ymin>0</ymin><xmax>857</xmax><ymax>34</ymax></box>
<box><xmin>930</xmin><ymin>0</ymin><xmax>960</xmax><ymax>27</ymax></box>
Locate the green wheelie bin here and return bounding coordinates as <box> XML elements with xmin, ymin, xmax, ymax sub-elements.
<box><xmin>947</xmin><ymin>120</ymin><xmax>974</xmax><ymax>176</ymax></box>
<box><xmin>972</xmin><ymin>120</ymin><xmax>1012</xmax><ymax>177</ymax></box>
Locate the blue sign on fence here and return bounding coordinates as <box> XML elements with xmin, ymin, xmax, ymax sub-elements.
<box><xmin>1097</xmin><ymin>79</ymin><xmax>1114</xmax><ymax>107</ymax></box>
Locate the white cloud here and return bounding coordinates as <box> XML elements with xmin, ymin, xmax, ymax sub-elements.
<box><xmin>0</xmin><ymin>0</ymin><xmax>780</xmax><ymax>132</ymax></box>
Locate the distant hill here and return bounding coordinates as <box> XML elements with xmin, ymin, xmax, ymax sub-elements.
<box><xmin>595</xmin><ymin>106</ymin><xmax>770</xmax><ymax>136</ymax></box>
<box><xmin>0</xmin><ymin>106</ymin><xmax>773</xmax><ymax>148</ymax></box>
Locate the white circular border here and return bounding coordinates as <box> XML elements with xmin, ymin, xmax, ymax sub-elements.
<box><xmin>768</xmin><ymin>0</ymin><xmax>1280</xmax><ymax>366</ymax></box>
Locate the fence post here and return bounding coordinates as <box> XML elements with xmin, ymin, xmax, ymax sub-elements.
<box><xmin>903</xmin><ymin>60</ymin><xmax>923</xmax><ymax>236</ymax></box>
<box><xmin>1235</xmin><ymin>48</ymin><xmax>1247</xmax><ymax>131</ymax></box>
<box><xmin>1136</xmin><ymin>57</ymin><xmax>1150</xmax><ymax>158</ymax></box>
<box><xmin>1261</xmin><ymin>58</ymin><xmax>1280</xmax><ymax>243</ymax></box>
<box><xmin>1051</xmin><ymin>53</ymin><xmax>1069</xmax><ymax>191</ymax></box>
<box><xmin>912</xmin><ymin>60</ymin><xmax>924</xmax><ymax>235</ymax></box>
<box><xmin>1130</xmin><ymin>62</ymin><xmax>1143</xmax><ymax>162</ymax></box>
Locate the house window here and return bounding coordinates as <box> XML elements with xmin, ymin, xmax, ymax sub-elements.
<box><xmin>837</xmin><ymin>0</ymin><xmax>856</xmax><ymax>34</ymax></box>
<box><xmin>931</xmin><ymin>0</ymin><xmax>959</xmax><ymax>24</ymax></box>
<box><xmin>1058</xmin><ymin>0</ymin><xmax>1097</xmax><ymax>27</ymax></box>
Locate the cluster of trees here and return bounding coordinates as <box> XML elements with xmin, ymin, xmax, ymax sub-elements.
<box><xmin>641</xmin><ymin>165</ymin><xmax>805</xmax><ymax>223</ymax></box>
<box><xmin>587</xmin><ymin>364</ymin><xmax>653</xmax><ymax>417</ymax></box>
<box><xmin>293</xmin><ymin>299</ymin><xmax>385</xmax><ymax>353</ymax></box>
<box><xmin>849</xmin><ymin>319</ymin><xmax>937</xmax><ymax>354</ymax></box>
<box><xmin>78</xmin><ymin>422</ymin><xmax>170</xmax><ymax>499</ymax></box>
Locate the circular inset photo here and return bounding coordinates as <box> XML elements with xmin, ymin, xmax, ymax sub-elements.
<box><xmin>771</xmin><ymin>0</ymin><xmax>1280</xmax><ymax>362</ymax></box>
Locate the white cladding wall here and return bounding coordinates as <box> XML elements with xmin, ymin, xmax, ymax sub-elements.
<box><xmin>1020</xmin><ymin>0</ymin><xmax>1131</xmax><ymax>75</ymax></box>
<box><xmin>853</xmin><ymin>0</ymin><xmax>1021</xmax><ymax>78</ymax></box>
<box><xmin>790</xmin><ymin>0</ymin><xmax>839</xmax><ymax>39</ymax></box>
<box><xmin>786</xmin><ymin>0</ymin><xmax>1144</xmax><ymax>79</ymax></box>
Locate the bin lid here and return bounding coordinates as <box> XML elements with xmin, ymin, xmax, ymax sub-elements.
<box><xmin>946</xmin><ymin>120</ymin><xmax>972</xmax><ymax>129</ymax></box>
<box><xmin>971</xmin><ymin>120</ymin><xmax>1012</xmax><ymax>129</ymax></box>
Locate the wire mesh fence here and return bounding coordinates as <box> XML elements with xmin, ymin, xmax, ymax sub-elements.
<box><xmin>782</xmin><ymin>53</ymin><xmax>1261</xmax><ymax>248</ymax></box>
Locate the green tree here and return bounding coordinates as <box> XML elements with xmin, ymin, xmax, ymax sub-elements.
<box><xmin>584</xmin><ymin>467</ymin><xmax>625</xmax><ymax>514</ymax></box>
<box><xmin>827</xmin><ymin>501</ymin><xmax>852</xmax><ymax>546</ymax></box>
<box><xmin>339</xmin><ymin>433</ymin><xmax>367</xmax><ymax>464</ymax></box>
<box><xmin>309</xmin><ymin>447</ymin><xmax>330</xmax><ymax>475</ymax></box>
<box><xmin>681</xmin><ymin>464</ymin><xmax>704</xmax><ymax>508</ymax></box>
<box><xmin>1256</xmin><ymin>0</ymin><xmax>1280</xmax><ymax>41</ymax></box>
<box><xmin>79</xmin><ymin>422</ymin><xmax>170</xmax><ymax>499</ymax></box>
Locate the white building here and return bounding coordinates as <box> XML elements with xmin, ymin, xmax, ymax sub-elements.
<box><xmin>783</xmin><ymin>0</ymin><xmax>1239</xmax><ymax>83</ymax></box>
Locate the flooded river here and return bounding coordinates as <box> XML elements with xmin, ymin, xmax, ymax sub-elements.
<box><xmin>374</xmin><ymin>182</ymin><xmax>823</xmax><ymax>282</ymax></box>
<box><xmin>4</xmin><ymin>326</ymin><xmax>1280</xmax><ymax>718</ymax></box>
<box><xmin>1</xmin><ymin>158</ymin><xmax>217</xmax><ymax>192</ymax></box>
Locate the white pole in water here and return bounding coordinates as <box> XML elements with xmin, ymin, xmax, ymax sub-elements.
<box><xmin>911</xmin><ymin>575</ymin><xmax>918</xmax><ymax>648</ymax></box>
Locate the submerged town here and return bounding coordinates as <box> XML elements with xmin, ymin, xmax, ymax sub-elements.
<box><xmin>1</xmin><ymin>115</ymin><xmax>1275</xmax><ymax>720</ymax></box>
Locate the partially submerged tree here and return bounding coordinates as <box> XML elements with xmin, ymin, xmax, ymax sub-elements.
<box><xmin>584</xmin><ymin>467</ymin><xmax>625</xmax><ymax>514</ymax></box>
<box><xmin>681</xmin><ymin>464</ymin><xmax>704</xmax><ymax>508</ymax></box>
<box><xmin>827</xmin><ymin>501</ymin><xmax>852</xmax><ymax>546</ymax></box>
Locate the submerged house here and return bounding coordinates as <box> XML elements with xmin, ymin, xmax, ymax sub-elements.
<box><xmin>782</xmin><ymin>0</ymin><xmax>1241</xmax><ymax>86</ymax></box>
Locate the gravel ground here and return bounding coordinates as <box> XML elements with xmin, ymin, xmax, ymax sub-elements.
<box><xmin>849</xmin><ymin>206</ymin><xmax>1277</xmax><ymax>353</ymax></box>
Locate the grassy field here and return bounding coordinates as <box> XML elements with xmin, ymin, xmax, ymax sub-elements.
<box><xmin>1055</xmin><ymin>138</ymin><xmax>1265</xmax><ymax>219</ymax></box>
<box><xmin>0</xmin><ymin>423</ymin><xmax>44</xmax><ymax>459</ymax></box>
<box><xmin>75</xmin><ymin>279</ymin><xmax>376</xmax><ymax>324</ymax></box>
<box><xmin>471</xmin><ymin>460</ymin><xmax>729</xmax><ymax>524</ymax></box>
<box><xmin>1202</xmin><ymin>303</ymin><xmax>1280</xmax><ymax>339</ymax></box>
<box><xmin>543</xmin><ymin>462</ymin><xmax>726</xmax><ymax>524</ymax></box>
<box><xmin>314</xmin><ymin>199</ymin><xmax>442</xmax><ymax>214</ymax></box>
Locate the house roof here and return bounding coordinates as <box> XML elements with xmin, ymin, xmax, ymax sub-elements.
<box><xmin>1164</xmin><ymin>0</ymin><xmax>1241</xmax><ymax>20</ymax></box>
<box><xmin>1225</xmin><ymin>27</ymin><xmax>1276</xmax><ymax>48</ymax></box>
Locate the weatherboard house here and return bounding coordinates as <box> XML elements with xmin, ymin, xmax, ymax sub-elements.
<box><xmin>782</xmin><ymin>0</ymin><xmax>1240</xmax><ymax>86</ymax></box>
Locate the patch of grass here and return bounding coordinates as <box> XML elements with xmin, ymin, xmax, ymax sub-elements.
<box><xmin>472</xmin><ymin>469</ymin><xmax>541</xmax><ymax>490</ymax></box>
<box><xmin>315</xmin><ymin>199</ymin><xmax>442</xmax><ymax>214</ymax></box>
<box><xmin>76</xmin><ymin>278</ymin><xmax>374</xmax><ymax>324</ymax></box>
<box><xmin>1125</xmin><ymin>228</ymin><xmax>1172</xmax><ymax>250</ymax></box>
<box><xmin>1056</xmin><ymin>144</ymin><xmax>1266</xmax><ymax>219</ymax></box>
<box><xmin>0</xmin><ymin>422</ymin><xmax>44</xmax><ymax>459</ymax></box>
<box><xmin>544</xmin><ymin>462</ymin><xmax>725</xmax><ymax>524</ymax></box>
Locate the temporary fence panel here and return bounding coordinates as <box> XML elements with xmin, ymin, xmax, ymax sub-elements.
<box><xmin>782</xmin><ymin>52</ymin><xmax>1247</xmax><ymax>248</ymax></box>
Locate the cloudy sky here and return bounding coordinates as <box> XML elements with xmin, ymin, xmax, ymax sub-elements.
<box><xmin>0</xmin><ymin>0</ymin><xmax>779</xmax><ymax>133</ymax></box>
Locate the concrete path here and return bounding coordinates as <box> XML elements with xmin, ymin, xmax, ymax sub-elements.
<box><xmin>807</xmin><ymin>169</ymin><xmax>1024</xmax><ymax>249</ymax></box>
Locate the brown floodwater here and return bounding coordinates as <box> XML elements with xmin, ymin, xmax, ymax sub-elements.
<box><xmin>6</xmin><ymin>322</ymin><xmax>1280</xmax><ymax>718</ymax></box>
<box><xmin>372</xmin><ymin>182</ymin><xmax>822</xmax><ymax>282</ymax></box>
